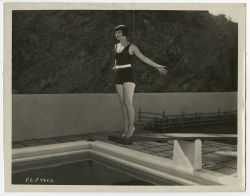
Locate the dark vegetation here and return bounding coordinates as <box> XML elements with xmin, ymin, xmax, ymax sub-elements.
<box><xmin>12</xmin><ymin>10</ymin><xmax>238</xmax><ymax>93</ymax></box>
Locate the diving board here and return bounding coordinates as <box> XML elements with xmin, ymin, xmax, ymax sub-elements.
<box><xmin>108</xmin><ymin>133</ymin><xmax>237</xmax><ymax>172</ymax></box>
<box><xmin>137</xmin><ymin>133</ymin><xmax>237</xmax><ymax>141</ymax></box>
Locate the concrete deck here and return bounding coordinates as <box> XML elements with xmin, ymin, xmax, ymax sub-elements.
<box><xmin>12</xmin><ymin>131</ymin><xmax>237</xmax><ymax>176</ymax></box>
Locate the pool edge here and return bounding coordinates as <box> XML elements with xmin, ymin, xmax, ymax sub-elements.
<box><xmin>12</xmin><ymin>140</ymin><xmax>237</xmax><ymax>186</ymax></box>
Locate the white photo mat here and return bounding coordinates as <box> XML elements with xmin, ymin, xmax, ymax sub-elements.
<box><xmin>3</xmin><ymin>2</ymin><xmax>246</xmax><ymax>192</ymax></box>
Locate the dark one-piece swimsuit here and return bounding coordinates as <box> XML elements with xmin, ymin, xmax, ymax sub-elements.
<box><xmin>114</xmin><ymin>43</ymin><xmax>135</xmax><ymax>84</ymax></box>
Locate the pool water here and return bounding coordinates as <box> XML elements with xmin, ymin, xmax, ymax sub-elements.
<box><xmin>12</xmin><ymin>159</ymin><xmax>153</xmax><ymax>185</ymax></box>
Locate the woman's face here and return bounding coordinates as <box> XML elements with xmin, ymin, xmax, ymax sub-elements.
<box><xmin>115</xmin><ymin>30</ymin><xmax>123</xmax><ymax>40</ymax></box>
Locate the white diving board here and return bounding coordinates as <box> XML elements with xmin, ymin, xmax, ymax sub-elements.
<box><xmin>134</xmin><ymin>133</ymin><xmax>237</xmax><ymax>140</ymax></box>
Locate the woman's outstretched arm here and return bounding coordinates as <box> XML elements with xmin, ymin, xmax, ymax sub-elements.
<box><xmin>130</xmin><ymin>44</ymin><xmax>167</xmax><ymax>75</ymax></box>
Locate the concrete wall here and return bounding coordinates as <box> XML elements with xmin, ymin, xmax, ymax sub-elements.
<box><xmin>12</xmin><ymin>92</ymin><xmax>237</xmax><ymax>141</ymax></box>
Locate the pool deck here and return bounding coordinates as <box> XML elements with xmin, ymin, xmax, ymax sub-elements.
<box><xmin>12</xmin><ymin>131</ymin><xmax>237</xmax><ymax>177</ymax></box>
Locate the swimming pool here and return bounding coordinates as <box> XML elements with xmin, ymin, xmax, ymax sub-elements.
<box><xmin>13</xmin><ymin>158</ymin><xmax>155</xmax><ymax>185</ymax></box>
<box><xmin>12</xmin><ymin>140</ymin><xmax>236</xmax><ymax>186</ymax></box>
<box><xmin>12</xmin><ymin>143</ymin><xmax>179</xmax><ymax>185</ymax></box>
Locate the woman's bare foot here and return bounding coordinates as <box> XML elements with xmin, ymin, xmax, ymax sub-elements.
<box><xmin>122</xmin><ymin>132</ymin><xmax>127</xmax><ymax>137</ymax></box>
<box><xmin>122</xmin><ymin>127</ymin><xmax>128</xmax><ymax>137</ymax></box>
<box><xmin>126</xmin><ymin>126</ymin><xmax>135</xmax><ymax>138</ymax></box>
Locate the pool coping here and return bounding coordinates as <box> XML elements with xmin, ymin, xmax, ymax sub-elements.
<box><xmin>12</xmin><ymin>140</ymin><xmax>238</xmax><ymax>186</ymax></box>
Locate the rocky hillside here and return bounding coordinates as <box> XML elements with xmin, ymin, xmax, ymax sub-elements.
<box><xmin>12</xmin><ymin>10</ymin><xmax>238</xmax><ymax>93</ymax></box>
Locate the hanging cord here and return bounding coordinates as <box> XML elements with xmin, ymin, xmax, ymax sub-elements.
<box><xmin>132</xmin><ymin>9</ymin><xmax>135</xmax><ymax>43</ymax></box>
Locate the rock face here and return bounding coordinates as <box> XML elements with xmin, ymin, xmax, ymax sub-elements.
<box><xmin>12</xmin><ymin>10</ymin><xmax>237</xmax><ymax>93</ymax></box>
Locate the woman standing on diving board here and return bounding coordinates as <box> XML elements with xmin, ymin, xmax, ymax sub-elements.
<box><xmin>113</xmin><ymin>25</ymin><xmax>167</xmax><ymax>138</ymax></box>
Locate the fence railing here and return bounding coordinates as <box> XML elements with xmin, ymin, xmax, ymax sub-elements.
<box><xmin>137</xmin><ymin>108</ymin><xmax>237</xmax><ymax>132</ymax></box>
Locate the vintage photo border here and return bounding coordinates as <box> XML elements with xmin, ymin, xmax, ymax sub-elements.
<box><xmin>3</xmin><ymin>2</ymin><xmax>246</xmax><ymax>192</ymax></box>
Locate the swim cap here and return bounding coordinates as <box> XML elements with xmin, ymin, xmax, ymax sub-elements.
<box><xmin>115</xmin><ymin>25</ymin><xmax>129</xmax><ymax>37</ymax></box>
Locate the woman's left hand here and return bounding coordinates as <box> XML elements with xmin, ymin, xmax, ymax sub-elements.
<box><xmin>156</xmin><ymin>65</ymin><xmax>168</xmax><ymax>75</ymax></box>
<box><xmin>112</xmin><ymin>66</ymin><xmax>118</xmax><ymax>72</ymax></box>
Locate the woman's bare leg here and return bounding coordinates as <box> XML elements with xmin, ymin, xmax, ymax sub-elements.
<box><xmin>116</xmin><ymin>84</ymin><xmax>129</xmax><ymax>136</ymax></box>
<box><xmin>123</xmin><ymin>82</ymin><xmax>136</xmax><ymax>138</ymax></box>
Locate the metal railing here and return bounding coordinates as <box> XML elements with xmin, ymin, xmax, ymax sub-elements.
<box><xmin>137</xmin><ymin>108</ymin><xmax>237</xmax><ymax>132</ymax></box>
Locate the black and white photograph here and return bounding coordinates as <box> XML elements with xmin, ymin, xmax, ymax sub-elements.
<box><xmin>3</xmin><ymin>2</ymin><xmax>246</xmax><ymax>192</ymax></box>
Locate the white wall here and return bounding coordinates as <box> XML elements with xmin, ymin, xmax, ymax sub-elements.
<box><xmin>12</xmin><ymin>92</ymin><xmax>237</xmax><ymax>141</ymax></box>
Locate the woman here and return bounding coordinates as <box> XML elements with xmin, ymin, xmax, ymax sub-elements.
<box><xmin>112</xmin><ymin>25</ymin><xmax>167</xmax><ymax>138</ymax></box>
